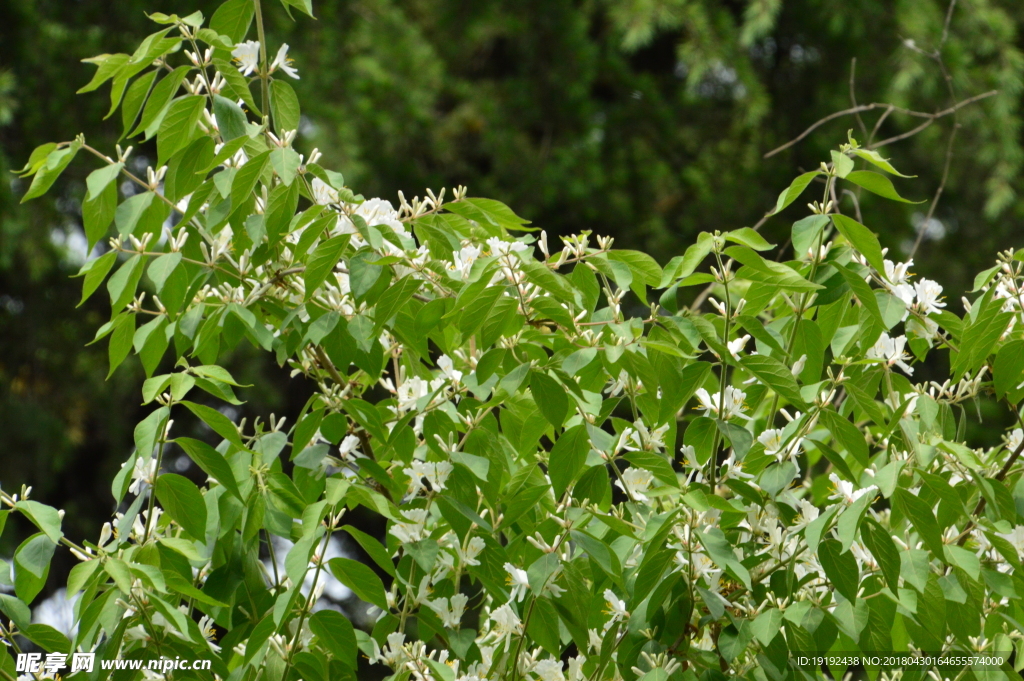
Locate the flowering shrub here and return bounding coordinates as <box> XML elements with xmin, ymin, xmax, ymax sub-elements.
<box><xmin>5</xmin><ymin>2</ymin><xmax>1024</xmax><ymax>681</ymax></box>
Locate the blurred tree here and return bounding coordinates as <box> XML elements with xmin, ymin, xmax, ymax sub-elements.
<box><xmin>0</xmin><ymin>0</ymin><xmax>1021</xmax><ymax>559</ymax></box>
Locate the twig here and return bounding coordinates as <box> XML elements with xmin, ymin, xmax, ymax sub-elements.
<box><xmin>955</xmin><ymin>436</ymin><xmax>1024</xmax><ymax>546</ymax></box>
<box><xmin>763</xmin><ymin>90</ymin><xmax>997</xmax><ymax>158</ymax></box>
<box><xmin>849</xmin><ymin>58</ymin><xmax>868</xmax><ymax>139</ymax></box>
<box><xmin>909</xmin><ymin>0</ymin><xmax>962</xmax><ymax>258</ymax></box>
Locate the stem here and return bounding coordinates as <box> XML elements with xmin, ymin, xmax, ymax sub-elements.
<box><xmin>708</xmin><ymin>248</ymin><xmax>733</xmax><ymax>489</ymax></box>
<box><xmin>253</xmin><ymin>0</ymin><xmax>272</xmax><ymax>128</ymax></box>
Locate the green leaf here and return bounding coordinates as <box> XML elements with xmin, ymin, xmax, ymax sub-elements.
<box><xmin>21</xmin><ymin>623</ymin><xmax>70</xmax><ymax>655</ymax></box>
<box><xmin>77</xmin><ymin>53</ymin><xmax>130</xmax><ymax>93</ymax></box>
<box><xmin>830</xmin><ymin>150</ymin><xmax>854</xmax><ymax>178</ymax></box>
<box><xmin>327</xmin><ymin>557</ymin><xmax>389</xmax><ymax>610</ymax></box>
<box><xmin>309</xmin><ymin>610</ymin><xmax>357</xmax><ymax>669</ymax></box>
<box><xmin>341</xmin><ymin>525</ymin><xmax>395</xmax><ymax>577</ymax></box>
<box><xmin>210</xmin><ymin>0</ymin><xmax>255</xmax><ymax>43</ymax></box>
<box><xmin>304</xmin><ymin>234</ymin><xmax>350</xmax><ymax>300</ymax></box>
<box><xmin>104</xmin><ymin>557</ymin><xmax>134</xmax><ymax>594</ymax></box>
<box><xmin>832</xmin><ymin>214</ymin><xmax>885</xmax><ymax>275</ymax></box>
<box><xmin>271</xmin><ymin>147</ymin><xmax>301</xmax><ymax>186</ymax></box>
<box><xmin>213</xmin><ymin>94</ymin><xmax>249</xmax><ymax>141</ymax></box>
<box><xmin>445</xmin><ymin>197</ymin><xmax>532</xmax><ymax>232</ymax></box>
<box><xmin>180</xmin><ymin>400</ymin><xmax>247</xmax><ymax>450</ymax></box>
<box><xmin>531</xmin><ymin>371</ymin><xmax>569</xmax><ymax>429</ymax></box>
<box><xmin>16</xmin><ymin>143</ymin><xmax>58</xmax><ymax>176</ymax></box>
<box><xmin>740</xmin><ymin>354</ymin><xmax>806</xmax><ymax>407</ymax></box>
<box><xmin>851</xmin><ymin>148</ymin><xmax>913</xmax><ymax>177</ymax></box>
<box><xmin>212</xmin><ymin>57</ymin><xmax>260</xmax><ymax>115</ymax></box>
<box><xmin>373</xmin><ymin>274</ymin><xmax>422</xmax><ymax>333</ymax></box>
<box><xmin>114</xmin><ymin>191</ymin><xmax>161</xmax><ymax>237</ymax></box>
<box><xmin>157</xmin><ymin>95</ymin><xmax>207</xmax><ymax>165</ymax></box>
<box><xmin>83</xmin><ymin>183</ymin><xmax>119</xmax><ymax>251</ymax></box>
<box><xmin>893</xmin><ymin>487</ymin><xmax>945</xmax><ymax>558</ymax></box>
<box><xmin>174</xmin><ymin>437</ymin><xmax>242</xmax><ymax>500</ymax></box>
<box><xmin>724</xmin><ymin>227</ymin><xmax>774</xmax><ymax>251</ymax></box>
<box><xmin>76</xmin><ymin>250</ymin><xmax>118</xmax><ymax>307</ymax></box>
<box><xmin>271</xmin><ymin>79</ymin><xmax>300</xmax><ymax>134</ymax></box>
<box><xmin>684</xmin><ymin>417</ymin><xmax>718</xmax><ymax>466</ymax></box>
<box><xmin>550</xmin><ymin>424</ymin><xmax>591</xmax><ymax>498</ymax></box>
<box><xmin>752</xmin><ymin>608</ymin><xmax>783</xmax><ymax>645</ymax></box>
<box><xmin>147</xmin><ymin>252</ymin><xmax>182</xmax><ymax>292</ymax></box>
<box><xmin>844</xmin><ymin>170</ymin><xmax>924</xmax><ymax>203</ymax></box>
<box><xmin>791</xmin><ymin>214</ymin><xmax>829</xmax><ymax>259</ymax></box>
<box><xmin>14</xmin><ymin>501</ymin><xmax>63</xmax><ymax>544</ymax></box>
<box><xmin>131</xmin><ymin>66</ymin><xmax>191</xmax><ymax>138</ymax></box>
<box><xmin>154</xmin><ymin>473</ymin><xmax>208</xmax><ymax>540</ymax></box>
<box><xmin>606</xmin><ymin>250</ymin><xmax>663</xmax><ymax>286</ymax></box>
<box><xmin>818</xmin><ymin>538</ymin><xmax>858</xmax><ymax>601</ymax></box>
<box><xmin>994</xmin><ymin>340</ymin><xmax>1024</xmax><ymax>400</ymax></box>
<box><xmin>107</xmin><ymin>313</ymin><xmax>136</xmax><ymax>377</ymax></box>
<box><xmin>772</xmin><ymin>171</ymin><xmax>820</xmax><ymax>214</ymax></box>
<box><xmin>86</xmin><ymin>163</ymin><xmax>124</xmax><ymax>201</ymax></box>
<box><xmin>695</xmin><ymin>527</ymin><xmax>751</xmax><ymax>590</ymax></box>
<box><xmin>727</xmin><ymin>246</ymin><xmax>822</xmax><ymax>293</ymax></box>
<box><xmin>121</xmin><ymin>70</ymin><xmax>157</xmax><ymax>138</ymax></box>
<box><xmin>818</xmin><ymin>407</ymin><xmax>869</xmax><ymax>467</ymax></box>
<box><xmin>21</xmin><ymin>139</ymin><xmax>82</xmax><ymax>203</ymax></box>
<box><xmin>106</xmin><ymin>254</ymin><xmax>145</xmax><ymax>312</ymax></box>
<box><xmin>943</xmin><ymin>545</ymin><xmax>981</xmax><ymax>581</ymax></box>
<box><xmin>952</xmin><ymin>291</ymin><xmax>1014</xmax><ymax>379</ymax></box>
<box><xmin>861</xmin><ymin>518</ymin><xmax>900</xmax><ymax>591</ymax></box>
<box><xmin>14</xmin><ymin>534</ymin><xmax>56</xmax><ymax>603</ymax></box>
<box><xmin>230</xmin><ymin>149</ymin><xmax>271</xmax><ymax>209</ymax></box>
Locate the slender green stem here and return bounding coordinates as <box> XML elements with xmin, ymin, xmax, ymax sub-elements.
<box><xmin>253</xmin><ymin>0</ymin><xmax>272</xmax><ymax>128</ymax></box>
<box><xmin>708</xmin><ymin>248</ymin><xmax>733</xmax><ymax>489</ymax></box>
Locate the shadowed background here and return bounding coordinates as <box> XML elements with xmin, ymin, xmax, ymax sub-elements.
<box><xmin>1</xmin><ymin>0</ymin><xmax>1022</xmax><ymax>611</ymax></box>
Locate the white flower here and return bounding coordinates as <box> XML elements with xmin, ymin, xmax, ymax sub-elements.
<box><xmin>127</xmin><ymin>454</ymin><xmax>157</xmax><ymax>496</ymax></box>
<box><xmin>914</xmin><ymin>278</ymin><xmax>946</xmax><ymax>315</ymax></box>
<box><xmin>534</xmin><ymin>659</ymin><xmax>566</xmax><ymax>681</ymax></box>
<box><xmin>337</xmin><ymin>434</ymin><xmax>362</xmax><ymax>461</ymax></box>
<box><xmin>791</xmin><ymin>354</ymin><xmax>807</xmax><ymax>376</ymax></box>
<box><xmin>866</xmin><ymin>333</ymin><xmax>914</xmax><ymax>375</ymax></box>
<box><xmin>198</xmin><ymin>614</ymin><xmax>222</xmax><ymax>652</ymax></box>
<box><xmin>1007</xmin><ymin>428</ymin><xmax>1023</xmax><ymax>453</ymax></box>
<box><xmin>488</xmin><ymin>603</ymin><xmax>522</xmax><ymax>651</ymax></box>
<box><xmin>231</xmin><ymin>40</ymin><xmax>261</xmax><ymax>76</ymax></box>
<box><xmin>446</xmin><ymin>245</ymin><xmax>481</xmax><ymax>281</ymax></box>
<box><xmin>790</xmin><ymin>498</ymin><xmax>820</xmax><ymax>530</ymax></box>
<box><xmin>828</xmin><ymin>472</ymin><xmax>877</xmax><ymax>506</ymax></box>
<box><xmin>892</xmin><ymin>282</ymin><xmax>915</xmax><ymax>308</ymax></box>
<box><xmin>389</xmin><ymin>509</ymin><xmax>429</xmax><ymax>543</ymax></box>
<box><xmin>404</xmin><ymin>460</ymin><xmax>454</xmax><ymax>495</ymax></box>
<box><xmin>883</xmin><ymin>258</ymin><xmax>914</xmax><ymax>285</ymax></box>
<box><xmin>486</xmin><ymin>237</ymin><xmax>529</xmax><ymax>256</ymax></box>
<box><xmin>504</xmin><ymin>563</ymin><xmax>530</xmax><ymax>602</ymax></box>
<box><xmin>437</xmin><ymin>354</ymin><xmax>464</xmax><ymax>383</ymax></box>
<box><xmin>614</xmin><ymin>467</ymin><xmax>654</xmax><ymax>502</ymax></box>
<box><xmin>311</xmin><ymin>177</ymin><xmax>338</xmax><ymax>205</ymax></box>
<box><xmin>457</xmin><ymin>536</ymin><xmax>486</xmax><ymax>566</ymax></box>
<box><xmin>694</xmin><ymin>386</ymin><xmax>749</xmax><ymax>420</ymax></box>
<box><xmin>757</xmin><ymin>429</ymin><xmax>784</xmax><ymax>455</ymax></box>
<box><xmin>269</xmin><ymin>43</ymin><xmax>299</xmax><ymax>79</ymax></box>
<box><xmin>727</xmin><ymin>334</ymin><xmax>751</xmax><ymax>360</ymax></box>
<box><xmin>426</xmin><ymin>594</ymin><xmax>467</xmax><ymax>628</ymax></box>
<box><xmin>996</xmin><ymin>525</ymin><xmax>1024</xmax><ymax>560</ymax></box>
<box><xmin>603</xmin><ymin>589</ymin><xmax>629</xmax><ymax>625</ymax></box>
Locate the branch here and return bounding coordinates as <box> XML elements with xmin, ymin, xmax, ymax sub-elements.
<box><xmin>763</xmin><ymin>90</ymin><xmax>997</xmax><ymax>158</ymax></box>
<box><xmin>955</xmin><ymin>436</ymin><xmax>1024</xmax><ymax>546</ymax></box>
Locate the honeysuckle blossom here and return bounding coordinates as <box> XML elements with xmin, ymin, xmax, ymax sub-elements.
<box><xmin>1007</xmin><ymin>428</ymin><xmax>1023</xmax><ymax>453</ymax></box>
<box><xmin>446</xmin><ymin>244</ymin><xmax>481</xmax><ymax>280</ymax></box>
<box><xmin>694</xmin><ymin>386</ymin><xmax>749</xmax><ymax>420</ymax></box>
<box><xmin>269</xmin><ymin>43</ymin><xmax>299</xmax><ymax>79</ymax></box>
<box><xmin>914</xmin><ymin>278</ymin><xmax>946</xmax><ymax>315</ymax></box>
<box><xmin>389</xmin><ymin>508</ymin><xmax>429</xmax><ymax>543</ymax></box>
<box><xmin>727</xmin><ymin>334</ymin><xmax>751</xmax><ymax>360</ymax></box>
<box><xmin>311</xmin><ymin>177</ymin><xmax>338</xmax><ymax>205</ymax></box>
<box><xmin>866</xmin><ymin>333</ymin><xmax>914</xmax><ymax>375</ymax></box>
<box><xmin>231</xmin><ymin>40</ymin><xmax>260</xmax><ymax>76</ymax></box>
<box><xmin>883</xmin><ymin>258</ymin><xmax>914</xmax><ymax>286</ymax></box>
<box><xmin>534</xmin><ymin>659</ymin><xmax>566</xmax><ymax>681</ymax></box>
<box><xmin>603</xmin><ymin>589</ymin><xmax>629</xmax><ymax>627</ymax></box>
<box><xmin>828</xmin><ymin>472</ymin><xmax>877</xmax><ymax>505</ymax></box>
<box><xmin>504</xmin><ymin>562</ymin><xmax>530</xmax><ymax>602</ymax></box>
<box><xmin>337</xmin><ymin>434</ymin><xmax>362</xmax><ymax>461</ymax></box>
<box><xmin>614</xmin><ymin>466</ymin><xmax>654</xmax><ymax>502</ymax></box>
<box><xmin>486</xmin><ymin>236</ymin><xmax>529</xmax><ymax>257</ymax></box>
<box><xmin>452</xmin><ymin>539</ymin><xmax>483</xmax><ymax>569</ymax></box>
<box><xmin>437</xmin><ymin>354</ymin><xmax>463</xmax><ymax>383</ymax></box>
<box><xmin>426</xmin><ymin>594</ymin><xmax>468</xmax><ymax>628</ymax></box>
<box><xmin>404</xmin><ymin>460</ymin><xmax>454</xmax><ymax>495</ymax></box>
<box><xmin>487</xmin><ymin>603</ymin><xmax>522</xmax><ymax>651</ymax></box>
<box><xmin>790</xmin><ymin>498</ymin><xmax>820</xmax><ymax>530</ymax></box>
